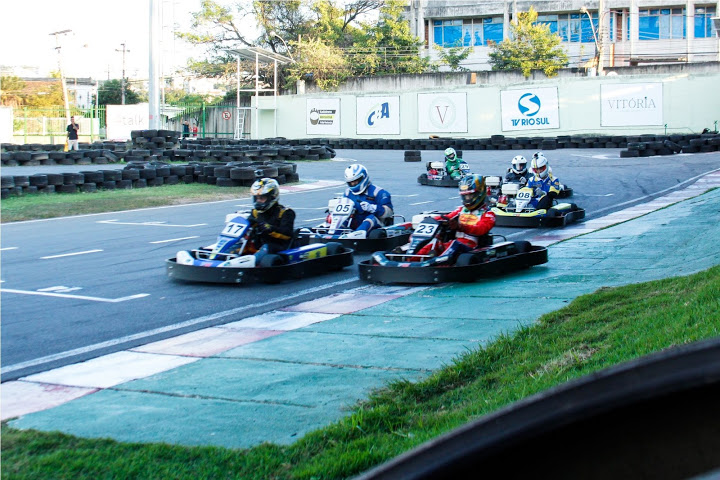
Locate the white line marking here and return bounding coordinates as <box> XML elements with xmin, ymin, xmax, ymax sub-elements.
<box><xmin>579</xmin><ymin>193</ymin><xmax>615</xmax><ymax>197</ymax></box>
<box><xmin>0</xmin><ymin>247</ymin><xmax>19</xmax><ymax>251</ymax></box>
<box><xmin>287</xmin><ymin>206</ymin><xmax>328</xmax><ymax>210</ymax></box>
<box><xmin>150</xmin><ymin>236</ymin><xmax>199</xmax><ymax>244</ymax></box>
<box><xmin>0</xmin><ymin>288</ymin><xmax>149</xmax><ymax>303</ymax></box>
<box><xmin>40</xmin><ymin>249</ymin><xmax>103</xmax><ymax>260</ymax></box>
<box><xmin>0</xmin><ymin>277</ymin><xmax>357</xmax><ymax>376</ymax></box>
<box><xmin>234</xmin><ymin>204</ymin><xmax>252</xmax><ymax>208</ymax></box>
<box><xmin>37</xmin><ymin>286</ymin><xmax>82</xmax><ymax>293</ymax></box>
<box><xmin>98</xmin><ymin>220</ymin><xmax>207</xmax><ymax>228</ymax></box>
<box><xmin>410</xmin><ymin>201</ymin><xmax>434</xmax><ymax>206</ymax></box>
<box><xmin>304</xmin><ymin>217</ymin><xmax>327</xmax><ymax>222</ymax></box>
<box><xmin>394</xmin><ymin>194</ymin><xmax>420</xmax><ymax>198</ymax></box>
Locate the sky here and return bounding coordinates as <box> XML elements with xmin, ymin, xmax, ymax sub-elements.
<box><xmin>1</xmin><ymin>0</ymin><xmax>211</xmax><ymax>81</ymax></box>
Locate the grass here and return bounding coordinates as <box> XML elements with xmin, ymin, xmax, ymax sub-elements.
<box><xmin>3</xmin><ymin>265</ymin><xmax>719</xmax><ymax>480</ymax></box>
<box><xmin>0</xmin><ymin>184</ymin><xmax>251</xmax><ymax>223</ymax></box>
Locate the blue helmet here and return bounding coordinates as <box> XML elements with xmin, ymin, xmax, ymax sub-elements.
<box><xmin>344</xmin><ymin>164</ymin><xmax>371</xmax><ymax>194</ymax></box>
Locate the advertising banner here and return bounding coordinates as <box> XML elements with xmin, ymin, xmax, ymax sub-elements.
<box><xmin>356</xmin><ymin>96</ymin><xmax>400</xmax><ymax>135</ymax></box>
<box><xmin>306</xmin><ymin>98</ymin><xmax>341</xmax><ymax>135</ymax></box>
<box><xmin>106</xmin><ymin>103</ymin><xmax>149</xmax><ymax>140</ymax></box>
<box><xmin>601</xmin><ymin>83</ymin><xmax>663</xmax><ymax>126</ymax></box>
<box><xmin>418</xmin><ymin>93</ymin><xmax>467</xmax><ymax>133</ymax></box>
<box><xmin>501</xmin><ymin>87</ymin><xmax>559</xmax><ymax>131</ymax></box>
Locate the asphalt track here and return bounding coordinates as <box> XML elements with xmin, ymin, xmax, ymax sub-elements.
<box><xmin>2</xmin><ymin>148</ymin><xmax>719</xmax><ymax>382</ymax></box>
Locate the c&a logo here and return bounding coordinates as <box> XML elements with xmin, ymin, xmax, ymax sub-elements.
<box><xmin>366</xmin><ymin>102</ymin><xmax>390</xmax><ymax>127</ymax></box>
<box><xmin>512</xmin><ymin>92</ymin><xmax>549</xmax><ymax>127</ymax></box>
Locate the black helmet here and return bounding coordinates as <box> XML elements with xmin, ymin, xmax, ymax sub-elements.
<box><xmin>250</xmin><ymin>178</ymin><xmax>280</xmax><ymax>212</ymax></box>
<box><xmin>458</xmin><ymin>174</ymin><xmax>487</xmax><ymax>210</ymax></box>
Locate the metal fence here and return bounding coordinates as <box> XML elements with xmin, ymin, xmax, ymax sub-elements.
<box><xmin>164</xmin><ymin>98</ymin><xmax>251</xmax><ymax>139</ymax></box>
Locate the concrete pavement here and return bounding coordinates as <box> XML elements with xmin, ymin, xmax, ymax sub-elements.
<box><xmin>4</xmin><ymin>169</ymin><xmax>720</xmax><ymax>449</ymax></box>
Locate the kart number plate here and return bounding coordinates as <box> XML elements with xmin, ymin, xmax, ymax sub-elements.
<box><xmin>333</xmin><ymin>201</ymin><xmax>353</xmax><ymax>214</ymax></box>
<box><xmin>517</xmin><ymin>190</ymin><xmax>532</xmax><ymax>201</ymax></box>
<box><xmin>414</xmin><ymin>222</ymin><xmax>438</xmax><ymax>237</ymax></box>
<box><xmin>221</xmin><ymin>222</ymin><xmax>246</xmax><ymax>238</ymax></box>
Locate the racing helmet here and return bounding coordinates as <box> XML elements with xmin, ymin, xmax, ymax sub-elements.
<box><xmin>458</xmin><ymin>174</ymin><xmax>487</xmax><ymax>210</ymax></box>
<box><xmin>531</xmin><ymin>153</ymin><xmax>550</xmax><ymax>179</ymax></box>
<box><xmin>344</xmin><ymin>164</ymin><xmax>371</xmax><ymax>194</ymax></box>
<box><xmin>511</xmin><ymin>155</ymin><xmax>527</xmax><ymax>175</ymax></box>
<box><xmin>250</xmin><ymin>177</ymin><xmax>280</xmax><ymax>212</ymax></box>
<box><xmin>444</xmin><ymin>147</ymin><xmax>457</xmax><ymax>161</ymax></box>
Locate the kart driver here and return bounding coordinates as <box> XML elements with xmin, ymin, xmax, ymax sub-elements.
<box><xmin>444</xmin><ymin>147</ymin><xmax>464</xmax><ymax>180</ymax></box>
<box><xmin>505</xmin><ymin>155</ymin><xmax>531</xmax><ymax>184</ymax></box>
<box><xmin>526</xmin><ymin>152</ymin><xmax>561</xmax><ymax>211</ymax></box>
<box><xmin>246</xmin><ymin>177</ymin><xmax>296</xmax><ymax>261</ymax></box>
<box><xmin>415</xmin><ymin>174</ymin><xmax>496</xmax><ymax>264</ymax></box>
<box><xmin>341</xmin><ymin>164</ymin><xmax>393</xmax><ymax>239</ymax></box>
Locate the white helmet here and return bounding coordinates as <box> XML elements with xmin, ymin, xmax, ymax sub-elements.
<box><xmin>531</xmin><ymin>153</ymin><xmax>549</xmax><ymax>179</ymax></box>
<box><xmin>511</xmin><ymin>155</ymin><xmax>527</xmax><ymax>175</ymax></box>
<box><xmin>444</xmin><ymin>147</ymin><xmax>456</xmax><ymax>160</ymax></box>
<box><xmin>344</xmin><ymin>164</ymin><xmax>370</xmax><ymax>194</ymax></box>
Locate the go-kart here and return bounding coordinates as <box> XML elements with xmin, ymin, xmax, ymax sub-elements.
<box><xmin>491</xmin><ymin>185</ymin><xmax>585</xmax><ymax>228</ymax></box>
<box><xmin>418</xmin><ymin>160</ymin><xmax>471</xmax><ymax>187</ymax></box>
<box><xmin>166</xmin><ymin>213</ymin><xmax>354</xmax><ymax>284</ymax></box>
<box><xmin>296</xmin><ymin>196</ymin><xmax>413</xmax><ymax>252</ymax></box>
<box><xmin>500</xmin><ymin>176</ymin><xmax>573</xmax><ymax>199</ymax></box>
<box><xmin>358</xmin><ymin>214</ymin><xmax>548</xmax><ymax>284</ymax></box>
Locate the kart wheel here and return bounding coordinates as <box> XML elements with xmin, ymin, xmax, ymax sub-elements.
<box><xmin>325</xmin><ymin>242</ymin><xmax>345</xmax><ymax>256</ymax></box>
<box><xmin>368</xmin><ymin>229</ymin><xmax>387</xmax><ymax>240</ymax></box>
<box><xmin>547</xmin><ymin>208</ymin><xmax>562</xmax><ymax>217</ymax></box>
<box><xmin>570</xmin><ymin>203</ymin><xmax>579</xmax><ymax>211</ymax></box>
<box><xmin>514</xmin><ymin>241</ymin><xmax>532</xmax><ymax>253</ymax></box>
<box><xmin>456</xmin><ymin>253</ymin><xmax>480</xmax><ymax>267</ymax></box>
<box><xmin>259</xmin><ymin>254</ymin><xmax>284</xmax><ymax>267</ymax></box>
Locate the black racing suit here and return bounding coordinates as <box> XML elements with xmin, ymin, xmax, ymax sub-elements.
<box><xmin>505</xmin><ymin>169</ymin><xmax>531</xmax><ymax>184</ymax></box>
<box><xmin>248</xmin><ymin>203</ymin><xmax>296</xmax><ymax>254</ymax></box>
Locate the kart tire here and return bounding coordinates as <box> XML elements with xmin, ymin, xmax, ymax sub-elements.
<box><xmin>570</xmin><ymin>203</ymin><xmax>579</xmax><ymax>211</ymax></box>
<box><xmin>368</xmin><ymin>229</ymin><xmax>387</xmax><ymax>239</ymax></box>
<box><xmin>456</xmin><ymin>253</ymin><xmax>480</xmax><ymax>267</ymax></box>
<box><xmin>325</xmin><ymin>242</ymin><xmax>345</xmax><ymax>256</ymax></box>
<box><xmin>514</xmin><ymin>241</ymin><xmax>532</xmax><ymax>253</ymax></box>
<box><xmin>259</xmin><ymin>254</ymin><xmax>284</xmax><ymax>268</ymax></box>
<box><xmin>547</xmin><ymin>208</ymin><xmax>562</xmax><ymax>217</ymax></box>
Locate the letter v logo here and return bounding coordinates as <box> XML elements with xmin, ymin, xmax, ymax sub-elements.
<box><xmin>435</xmin><ymin>105</ymin><xmax>449</xmax><ymax>124</ymax></box>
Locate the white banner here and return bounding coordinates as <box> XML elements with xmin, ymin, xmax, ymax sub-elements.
<box><xmin>501</xmin><ymin>87</ymin><xmax>559</xmax><ymax>131</ymax></box>
<box><xmin>106</xmin><ymin>103</ymin><xmax>149</xmax><ymax>140</ymax></box>
<box><xmin>356</xmin><ymin>96</ymin><xmax>400</xmax><ymax>135</ymax></box>
<box><xmin>601</xmin><ymin>83</ymin><xmax>663</xmax><ymax>126</ymax></box>
<box><xmin>306</xmin><ymin>98</ymin><xmax>341</xmax><ymax>135</ymax></box>
<box><xmin>417</xmin><ymin>93</ymin><xmax>467</xmax><ymax>133</ymax></box>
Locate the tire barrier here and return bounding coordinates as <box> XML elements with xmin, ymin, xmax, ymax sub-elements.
<box><xmin>0</xmin><ymin>159</ymin><xmax>300</xmax><ymax>199</ymax></box>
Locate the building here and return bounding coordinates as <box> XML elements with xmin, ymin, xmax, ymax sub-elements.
<box><xmin>407</xmin><ymin>0</ymin><xmax>719</xmax><ymax>71</ymax></box>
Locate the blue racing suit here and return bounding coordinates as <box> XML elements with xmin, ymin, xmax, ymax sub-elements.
<box><xmin>344</xmin><ymin>184</ymin><xmax>393</xmax><ymax>232</ymax></box>
<box><xmin>527</xmin><ymin>174</ymin><xmax>561</xmax><ymax>211</ymax></box>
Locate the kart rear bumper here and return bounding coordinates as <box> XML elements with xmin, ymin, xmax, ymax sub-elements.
<box><xmin>167</xmin><ymin>249</ymin><xmax>354</xmax><ymax>284</ymax></box>
<box><xmin>358</xmin><ymin>246</ymin><xmax>548</xmax><ymax>284</ymax></box>
<box><xmin>492</xmin><ymin>208</ymin><xmax>585</xmax><ymax>228</ymax></box>
<box><xmin>295</xmin><ymin>232</ymin><xmax>411</xmax><ymax>252</ymax></box>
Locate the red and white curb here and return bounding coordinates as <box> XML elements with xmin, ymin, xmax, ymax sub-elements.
<box><xmin>1</xmin><ymin>285</ymin><xmax>427</xmax><ymax>421</ymax></box>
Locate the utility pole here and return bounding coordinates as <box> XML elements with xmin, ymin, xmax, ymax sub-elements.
<box><xmin>598</xmin><ymin>0</ymin><xmax>605</xmax><ymax>75</ymax></box>
<box><xmin>115</xmin><ymin>42</ymin><xmax>130</xmax><ymax>104</ymax></box>
<box><xmin>49</xmin><ymin>29</ymin><xmax>72</xmax><ymax>123</ymax></box>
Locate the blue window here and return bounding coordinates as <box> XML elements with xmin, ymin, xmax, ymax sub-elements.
<box><xmin>484</xmin><ymin>20</ymin><xmax>503</xmax><ymax>45</ymax></box>
<box><xmin>536</xmin><ymin>14</ymin><xmax>559</xmax><ymax>34</ymax></box>
<box><xmin>639</xmin><ymin>8</ymin><xmax>685</xmax><ymax>40</ymax></box>
<box><xmin>695</xmin><ymin>6</ymin><xmax>717</xmax><ymax>38</ymax></box>
<box><xmin>433</xmin><ymin>20</ymin><xmax>463</xmax><ymax>47</ymax></box>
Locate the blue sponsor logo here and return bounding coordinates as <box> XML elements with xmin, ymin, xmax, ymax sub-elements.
<box><xmin>512</xmin><ymin>92</ymin><xmax>549</xmax><ymax>127</ymax></box>
<box><xmin>367</xmin><ymin>102</ymin><xmax>390</xmax><ymax>127</ymax></box>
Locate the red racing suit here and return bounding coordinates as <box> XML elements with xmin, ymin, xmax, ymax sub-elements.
<box><xmin>416</xmin><ymin>204</ymin><xmax>496</xmax><ymax>258</ymax></box>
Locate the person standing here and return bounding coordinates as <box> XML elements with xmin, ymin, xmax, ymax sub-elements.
<box><xmin>182</xmin><ymin>120</ymin><xmax>190</xmax><ymax>138</ymax></box>
<box><xmin>66</xmin><ymin>116</ymin><xmax>80</xmax><ymax>151</ymax></box>
<box><xmin>192</xmin><ymin>123</ymin><xmax>198</xmax><ymax>138</ymax></box>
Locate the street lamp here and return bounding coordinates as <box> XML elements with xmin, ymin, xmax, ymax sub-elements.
<box><xmin>580</xmin><ymin>4</ymin><xmax>605</xmax><ymax>75</ymax></box>
<box><xmin>49</xmin><ymin>29</ymin><xmax>72</xmax><ymax>122</ymax></box>
<box><xmin>269</xmin><ymin>31</ymin><xmax>295</xmax><ymax>62</ymax></box>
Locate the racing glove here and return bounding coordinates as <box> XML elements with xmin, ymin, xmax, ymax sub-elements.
<box><xmin>359</xmin><ymin>201</ymin><xmax>377</xmax><ymax>214</ymax></box>
<box><xmin>534</xmin><ymin>187</ymin><xmax>544</xmax><ymax>198</ymax></box>
<box><xmin>256</xmin><ymin>222</ymin><xmax>273</xmax><ymax>235</ymax></box>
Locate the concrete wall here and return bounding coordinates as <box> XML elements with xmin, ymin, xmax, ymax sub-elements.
<box><xmin>254</xmin><ymin>63</ymin><xmax>720</xmax><ymax>139</ymax></box>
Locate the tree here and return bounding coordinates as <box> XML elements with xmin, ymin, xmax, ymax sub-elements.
<box><xmin>488</xmin><ymin>7</ymin><xmax>569</xmax><ymax>78</ymax></box>
<box><xmin>285</xmin><ymin>37</ymin><xmax>351</xmax><ymax>90</ymax></box>
<box><xmin>434</xmin><ymin>44</ymin><xmax>474</xmax><ymax>72</ymax></box>
<box><xmin>0</xmin><ymin>76</ymin><xmax>27</xmax><ymax>107</ymax></box>
<box><xmin>97</xmin><ymin>79</ymin><xmax>144</xmax><ymax>105</ymax></box>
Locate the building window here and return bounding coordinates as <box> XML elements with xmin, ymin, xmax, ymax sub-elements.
<box><xmin>638</xmin><ymin>8</ymin><xmax>685</xmax><ymax>40</ymax></box>
<box><xmin>436</xmin><ymin>17</ymin><xmax>503</xmax><ymax>47</ymax></box>
<box><xmin>695</xmin><ymin>6</ymin><xmax>717</xmax><ymax>38</ymax></box>
<box><xmin>433</xmin><ymin>19</ymin><xmax>463</xmax><ymax>47</ymax></box>
<box><xmin>546</xmin><ymin>13</ymin><xmax>597</xmax><ymax>43</ymax></box>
